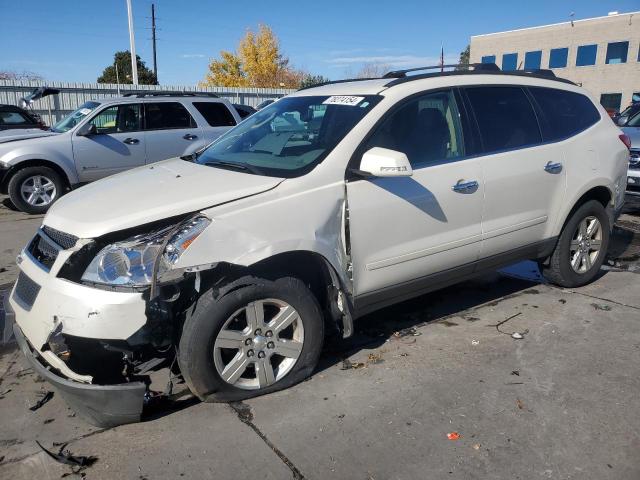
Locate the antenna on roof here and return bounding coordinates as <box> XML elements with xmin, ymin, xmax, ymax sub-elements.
<box><xmin>570</xmin><ymin>11</ymin><xmax>575</xmax><ymax>27</ymax></box>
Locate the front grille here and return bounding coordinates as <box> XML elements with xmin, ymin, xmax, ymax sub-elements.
<box><xmin>42</xmin><ymin>226</ymin><xmax>78</xmax><ymax>250</ymax></box>
<box><xmin>13</xmin><ymin>272</ymin><xmax>41</xmax><ymax>311</ymax></box>
<box><xmin>27</xmin><ymin>233</ymin><xmax>60</xmax><ymax>270</ymax></box>
<box><xmin>630</xmin><ymin>151</ymin><xmax>640</xmax><ymax>170</ymax></box>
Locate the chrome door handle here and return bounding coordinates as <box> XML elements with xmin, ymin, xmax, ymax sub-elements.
<box><xmin>544</xmin><ymin>161</ymin><xmax>563</xmax><ymax>174</ymax></box>
<box><xmin>183</xmin><ymin>134</ymin><xmax>198</xmax><ymax>140</ymax></box>
<box><xmin>123</xmin><ymin>137</ymin><xmax>139</xmax><ymax>145</ymax></box>
<box><xmin>452</xmin><ymin>180</ymin><xmax>479</xmax><ymax>193</ymax></box>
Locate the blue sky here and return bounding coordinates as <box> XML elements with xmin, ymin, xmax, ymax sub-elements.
<box><xmin>1</xmin><ymin>0</ymin><xmax>638</xmax><ymax>85</ymax></box>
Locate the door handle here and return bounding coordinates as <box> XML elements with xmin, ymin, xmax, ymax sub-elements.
<box><xmin>123</xmin><ymin>137</ymin><xmax>139</xmax><ymax>145</ymax></box>
<box><xmin>544</xmin><ymin>161</ymin><xmax>563</xmax><ymax>174</ymax></box>
<box><xmin>452</xmin><ymin>180</ymin><xmax>479</xmax><ymax>193</ymax></box>
<box><xmin>183</xmin><ymin>134</ymin><xmax>198</xmax><ymax>140</ymax></box>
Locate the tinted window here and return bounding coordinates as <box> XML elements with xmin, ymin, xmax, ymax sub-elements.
<box><xmin>549</xmin><ymin>48</ymin><xmax>568</xmax><ymax>68</ymax></box>
<box><xmin>481</xmin><ymin>55</ymin><xmax>496</xmax><ymax>64</ymax></box>
<box><xmin>605</xmin><ymin>41</ymin><xmax>628</xmax><ymax>64</ymax></box>
<box><xmin>529</xmin><ymin>87</ymin><xmax>600</xmax><ymax>141</ymax></box>
<box><xmin>502</xmin><ymin>53</ymin><xmax>518</xmax><ymax>71</ymax></box>
<box><xmin>600</xmin><ymin>93</ymin><xmax>622</xmax><ymax>113</ymax></box>
<box><xmin>0</xmin><ymin>110</ymin><xmax>34</xmax><ymax>126</ymax></box>
<box><xmin>465</xmin><ymin>86</ymin><xmax>541</xmax><ymax>153</ymax></box>
<box><xmin>576</xmin><ymin>44</ymin><xmax>597</xmax><ymax>66</ymax></box>
<box><xmin>145</xmin><ymin>102</ymin><xmax>195</xmax><ymax>130</ymax></box>
<box><xmin>365</xmin><ymin>90</ymin><xmax>466</xmax><ymax>167</ymax></box>
<box><xmin>524</xmin><ymin>51</ymin><xmax>542</xmax><ymax>70</ymax></box>
<box><xmin>193</xmin><ymin>102</ymin><xmax>236</xmax><ymax>126</ymax></box>
<box><xmin>90</xmin><ymin>104</ymin><xmax>141</xmax><ymax>134</ymax></box>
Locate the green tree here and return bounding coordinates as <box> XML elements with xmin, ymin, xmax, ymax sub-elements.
<box><xmin>299</xmin><ymin>74</ymin><xmax>330</xmax><ymax>89</ymax></box>
<box><xmin>455</xmin><ymin>45</ymin><xmax>470</xmax><ymax>71</ymax></box>
<box><xmin>97</xmin><ymin>51</ymin><xmax>158</xmax><ymax>85</ymax></box>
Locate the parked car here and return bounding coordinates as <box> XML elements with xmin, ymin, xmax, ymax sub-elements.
<box><xmin>0</xmin><ymin>104</ymin><xmax>47</xmax><ymax>141</ymax></box>
<box><xmin>621</xmin><ymin>111</ymin><xmax>640</xmax><ymax>196</ymax></box>
<box><xmin>232</xmin><ymin>103</ymin><xmax>257</xmax><ymax>119</ymax></box>
<box><xmin>8</xmin><ymin>65</ymin><xmax>629</xmax><ymax>426</ymax></box>
<box><xmin>614</xmin><ymin>102</ymin><xmax>640</xmax><ymax>127</ymax></box>
<box><xmin>0</xmin><ymin>92</ymin><xmax>240</xmax><ymax>213</ymax></box>
<box><xmin>255</xmin><ymin>99</ymin><xmax>275</xmax><ymax>110</ymax></box>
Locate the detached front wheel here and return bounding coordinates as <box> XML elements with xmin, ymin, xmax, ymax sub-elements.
<box><xmin>178</xmin><ymin>277</ymin><xmax>324</xmax><ymax>402</ymax></box>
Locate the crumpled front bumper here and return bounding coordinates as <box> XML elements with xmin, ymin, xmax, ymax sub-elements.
<box><xmin>13</xmin><ymin>323</ymin><xmax>147</xmax><ymax>427</ymax></box>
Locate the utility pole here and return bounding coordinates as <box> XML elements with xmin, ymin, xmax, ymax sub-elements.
<box><xmin>151</xmin><ymin>3</ymin><xmax>158</xmax><ymax>82</ymax></box>
<box><xmin>126</xmin><ymin>0</ymin><xmax>139</xmax><ymax>84</ymax></box>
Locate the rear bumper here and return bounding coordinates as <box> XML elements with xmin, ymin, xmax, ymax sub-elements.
<box><xmin>13</xmin><ymin>323</ymin><xmax>147</xmax><ymax>427</ymax></box>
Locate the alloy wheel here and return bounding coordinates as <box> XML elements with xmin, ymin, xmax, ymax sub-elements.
<box><xmin>569</xmin><ymin>215</ymin><xmax>602</xmax><ymax>274</ymax></box>
<box><xmin>20</xmin><ymin>175</ymin><xmax>57</xmax><ymax>207</ymax></box>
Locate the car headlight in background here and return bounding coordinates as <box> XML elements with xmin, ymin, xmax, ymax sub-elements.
<box><xmin>81</xmin><ymin>216</ymin><xmax>210</xmax><ymax>286</ymax></box>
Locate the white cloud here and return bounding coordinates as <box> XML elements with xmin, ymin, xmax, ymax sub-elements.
<box><xmin>181</xmin><ymin>54</ymin><xmax>206</xmax><ymax>59</ymax></box>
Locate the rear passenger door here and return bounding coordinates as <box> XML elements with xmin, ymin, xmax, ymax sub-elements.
<box><xmin>191</xmin><ymin>101</ymin><xmax>238</xmax><ymax>144</ymax></box>
<box><xmin>143</xmin><ymin>102</ymin><xmax>202</xmax><ymax>163</ymax></box>
<box><xmin>463</xmin><ymin>86</ymin><xmax>566</xmax><ymax>258</ymax></box>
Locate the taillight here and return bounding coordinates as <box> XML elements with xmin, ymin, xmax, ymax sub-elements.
<box><xmin>619</xmin><ymin>133</ymin><xmax>631</xmax><ymax>150</ymax></box>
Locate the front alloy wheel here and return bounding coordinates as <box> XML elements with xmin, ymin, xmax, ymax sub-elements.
<box><xmin>569</xmin><ymin>216</ymin><xmax>603</xmax><ymax>273</ymax></box>
<box><xmin>20</xmin><ymin>174</ymin><xmax>57</xmax><ymax>207</ymax></box>
<box><xmin>214</xmin><ymin>299</ymin><xmax>304</xmax><ymax>390</ymax></box>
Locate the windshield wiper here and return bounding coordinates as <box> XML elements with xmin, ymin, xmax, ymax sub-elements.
<box><xmin>204</xmin><ymin>160</ymin><xmax>263</xmax><ymax>175</ymax></box>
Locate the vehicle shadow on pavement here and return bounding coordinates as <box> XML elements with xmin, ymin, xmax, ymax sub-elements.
<box><xmin>2</xmin><ymin>197</ymin><xmax>19</xmax><ymax>211</ymax></box>
<box><xmin>317</xmin><ymin>272</ymin><xmax>541</xmax><ymax>374</ymax></box>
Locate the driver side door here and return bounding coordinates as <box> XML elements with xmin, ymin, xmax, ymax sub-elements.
<box><xmin>72</xmin><ymin>103</ymin><xmax>146</xmax><ymax>182</ymax></box>
<box><xmin>347</xmin><ymin>89</ymin><xmax>484</xmax><ymax>312</ymax></box>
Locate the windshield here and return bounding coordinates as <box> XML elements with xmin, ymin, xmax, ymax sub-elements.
<box><xmin>196</xmin><ymin>95</ymin><xmax>381</xmax><ymax>177</ymax></box>
<box><xmin>52</xmin><ymin>101</ymin><xmax>100</xmax><ymax>133</ymax></box>
<box><xmin>628</xmin><ymin>112</ymin><xmax>640</xmax><ymax>127</ymax></box>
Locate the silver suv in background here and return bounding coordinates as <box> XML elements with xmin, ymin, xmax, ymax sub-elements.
<box><xmin>0</xmin><ymin>92</ymin><xmax>241</xmax><ymax>213</ymax></box>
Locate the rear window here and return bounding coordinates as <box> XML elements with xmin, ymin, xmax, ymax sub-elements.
<box><xmin>465</xmin><ymin>86</ymin><xmax>541</xmax><ymax>153</ymax></box>
<box><xmin>193</xmin><ymin>102</ymin><xmax>236</xmax><ymax>126</ymax></box>
<box><xmin>528</xmin><ymin>87</ymin><xmax>600</xmax><ymax>141</ymax></box>
<box><xmin>0</xmin><ymin>110</ymin><xmax>35</xmax><ymax>126</ymax></box>
<box><xmin>144</xmin><ymin>102</ymin><xmax>196</xmax><ymax>130</ymax></box>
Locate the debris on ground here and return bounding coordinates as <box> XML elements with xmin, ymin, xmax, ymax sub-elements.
<box><xmin>516</xmin><ymin>398</ymin><xmax>525</xmax><ymax>410</ymax></box>
<box><xmin>591</xmin><ymin>303</ymin><xmax>612</xmax><ymax>311</ymax></box>
<box><xmin>36</xmin><ymin>441</ymin><xmax>97</xmax><ymax>473</ymax></box>
<box><xmin>340</xmin><ymin>359</ymin><xmax>365</xmax><ymax>370</ymax></box>
<box><xmin>0</xmin><ymin>388</ymin><xmax>11</xmax><ymax>399</ymax></box>
<box><xmin>392</xmin><ymin>327</ymin><xmax>421</xmax><ymax>338</ymax></box>
<box><xmin>29</xmin><ymin>390</ymin><xmax>53</xmax><ymax>411</ymax></box>
<box><xmin>367</xmin><ymin>352</ymin><xmax>384</xmax><ymax>365</ymax></box>
<box><xmin>43</xmin><ymin>418</ymin><xmax>55</xmax><ymax>424</ymax></box>
<box><xmin>471</xmin><ymin>340</ymin><xmax>479</xmax><ymax>346</ymax></box>
<box><xmin>558</xmin><ymin>299</ymin><xmax>567</xmax><ymax>304</ymax></box>
<box><xmin>447</xmin><ymin>432</ymin><xmax>461</xmax><ymax>440</ymax></box>
<box><xmin>472</xmin><ymin>443</ymin><xmax>481</xmax><ymax>450</ymax></box>
<box><xmin>511</xmin><ymin>370</ymin><xmax>520</xmax><ymax>376</ymax></box>
<box><xmin>494</xmin><ymin>312</ymin><xmax>529</xmax><ymax>340</ymax></box>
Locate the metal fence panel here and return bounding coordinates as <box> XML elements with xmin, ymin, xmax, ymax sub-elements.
<box><xmin>0</xmin><ymin>80</ymin><xmax>295</xmax><ymax>126</ymax></box>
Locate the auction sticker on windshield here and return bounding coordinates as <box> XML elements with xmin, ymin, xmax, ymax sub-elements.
<box><xmin>323</xmin><ymin>96</ymin><xmax>365</xmax><ymax>106</ymax></box>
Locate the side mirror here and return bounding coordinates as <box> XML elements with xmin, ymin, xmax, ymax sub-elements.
<box><xmin>76</xmin><ymin>123</ymin><xmax>97</xmax><ymax>136</ymax></box>
<box><xmin>616</xmin><ymin>116</ymin><xmax>628</xmax><ymax>127</ymax></box>
<box><xmin>358</xmin><ymin>147</ymin><xmax>413</xmax><ymax>177</ymax></box>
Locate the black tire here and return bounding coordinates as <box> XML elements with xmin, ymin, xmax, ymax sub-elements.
<box><xmin>540</xmin><ymin>200</ymin><xmax>610</xmax><ymax>288</ymax></box>
<box><xmin>7</xmin><ymin>166</ymin><xmax>65</xmax><ymax>214</ymax></box>
<box><xmin>178</xmin><ymin>276</ymin><xmax>324</xmax><ymax>402</ymax></box>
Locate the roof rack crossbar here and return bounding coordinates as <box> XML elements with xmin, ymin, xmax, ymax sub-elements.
<box><xmin>382</xmin><ymin>62</ymin><xmax>499</xmax><ymax>78</ymax></box>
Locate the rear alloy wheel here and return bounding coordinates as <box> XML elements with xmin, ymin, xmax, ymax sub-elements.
<box><xmin>7</xmin><ymin>166</ymin><xmax>64</xmax><ymax>214</ymax></box>
<box><xmin>179</xmin><ymin>277</ymin><xmax>324</xmax><ymax>402</ymax></box>
<box><xmin>540</xmin><ymin>200</ymin><xmax>610</xmax><ymax>288</ymax></box>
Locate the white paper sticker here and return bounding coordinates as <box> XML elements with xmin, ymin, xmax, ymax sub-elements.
<box><xmin>322</xmin><ymin>96</ymin><xmax>365</xmax><ymax>106</ymax></box>
<box><xmin>79</xmin><ymin>108</ymin><xmax>92</xmax><ymax>115</ymax></box>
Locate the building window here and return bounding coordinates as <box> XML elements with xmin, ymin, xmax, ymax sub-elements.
<box><xmin>576</xmin><ymin>44</ymin><xmax>597</xmax><ymax>66</ymax></box>
<box><xmin>502</xmin><ymin>53</ymin><xmax>518</xmax><ymax>71</ymax></box>
<box><xmin>549</xmin><ymin>48</ymin><xmax>569</xmax><ymax>68</ymax></box>
<box><xmin>605</xmin><ymin>41</ymin><xmax>629</xmax><ymax>64</ymax></box>
<box><xmin>481</xmin><ymin>55</ymin><xmax>496</xmax><ymax>64</ymax></box>
<box><xmin>600</xmin><ymin>93</ymin><xmax>622</xmax><ymax>113</ymax></box>
<box><xmin>524</xmin><ymin>51</ymin><xmax>542</xmax><ymax>70</ymax></box>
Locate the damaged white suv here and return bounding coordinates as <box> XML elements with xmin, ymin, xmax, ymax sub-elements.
<box><xmin>9</xmin><ymin>64</ymin><xmax>630</xmax><ymax>426</ymax></box>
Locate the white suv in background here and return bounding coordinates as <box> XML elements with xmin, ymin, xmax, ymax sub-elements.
<box><xmin>8</xmin><ymin>64</ymin><xmax>629</xmax><ymax>426</ymax></box>
<box><xmin>0</xmin><ymin>93</ymin><xmax>241</xmax><ymax>213</ymax></box>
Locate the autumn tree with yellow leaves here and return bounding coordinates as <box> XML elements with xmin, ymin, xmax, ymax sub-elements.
<box><xmin>201</xmin><ymin>25</ymin><xmax>322</xmax><ymax>89</ymax></box>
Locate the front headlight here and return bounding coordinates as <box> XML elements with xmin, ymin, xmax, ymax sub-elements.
<box><xmin>81</xmin><ymin>216</ymin><xmax>210</xmax><ymax>286</ymax></box>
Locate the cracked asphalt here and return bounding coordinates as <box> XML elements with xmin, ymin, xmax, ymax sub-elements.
<box><xmin>1</xmin><ymin>195</ymin><xmax>639</xmax><ymax>479</ymax></box>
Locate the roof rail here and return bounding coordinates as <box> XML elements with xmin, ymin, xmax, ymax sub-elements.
<box><xmin>521</xmin><ymin>68</ymin><xmax>556</xmax><ymax>78</ymax></box>
<box><xmin>122</xmin><ymin>91</ymin><xmax>220</xmax><ymax>98</ymax></box>
<box><xmin>382</xmin><ymin>62</ymin><xmax>499</xmax><ymax>78</ymax></box>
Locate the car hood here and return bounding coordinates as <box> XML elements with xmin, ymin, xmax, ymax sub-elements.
<box><xmin>44</xmin><ymin>158</ymin><xmax>285</xmax><ymax>238</ymax></box>
<box><xmin>0</xmin><ymin>130</ymin><xmax>59</xmax><ymax>144</ymax></box>
<box><xmin>622</xmin><ymin>126</ymin><xmax>640</xmax><ymax>149</ymax></box>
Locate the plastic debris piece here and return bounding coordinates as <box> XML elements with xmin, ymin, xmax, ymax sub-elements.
<box><xmin>393</xmin><ymin>327</ymin><xmax>421</xmax><ymax>338</ymax></box>
<box><xmin>511</xmin><ymin>332</ymin><xmax>524</xmax><ymax>340</ymax></box>
<box><xmin>447</xmin><ymin>432</ymin><xmax>461</xmax><ymax>440</ymax></box>
<box><xmin>471</xmin><ymin>340</ymin><xmax>479</xmax><ymax>346</ymax></box>
<box><xmin>516</xmin><ymin>398</ymin><xmax>525</xmax><ymax>410</ymax></box>
<box><xmin>29</xmin><ymin>391</ymin><xmax>53</xmax><ymax>411</ymax></box>
<box><xmin>36</xmin><ymin>441</ymin><xmax>97</xmax><ymax>469</ymax></box>
<box><xmin>511</xmin><ymin>370</ymin><xmax>520</xmax><ymax>376</ymax></box>
<box><xmin>472</xmin><ymin>443</ymin><xmax>481</xmax><ymax>450</ymax></box>
<box><xmin>591</xmin><ymin>303</ymin><xmax>612</xmax><ymax>311</ymax></box>
<box><xmin>340</xmin><ymin>359</ymin><xmax>365</xmax><ymax>370</ymax></box>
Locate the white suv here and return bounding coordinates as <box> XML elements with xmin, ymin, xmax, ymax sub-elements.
<box><xmin>0</xmin><ymin>93</ymin><xmax>240</xmax><ymax>214</ymax></box>
<box><xmin>8</xmin><ymin>65</ymin><xmax>630</xmax><ymax>426</ymax></box>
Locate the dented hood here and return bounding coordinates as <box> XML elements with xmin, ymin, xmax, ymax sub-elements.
<box><xmin>44</xmin><ymin>158</ymin><xmax>284</xmax><ymax>238</ymax></box>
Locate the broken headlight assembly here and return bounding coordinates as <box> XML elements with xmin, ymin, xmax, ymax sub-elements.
<box><xmin>81</xmin><ymin>216</ymin><xmax>211</xmax><ymax>287</ymax></box>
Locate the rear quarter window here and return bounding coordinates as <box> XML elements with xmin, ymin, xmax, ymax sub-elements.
<box><xmin>193</xmin><ymin>102</ymin><xmax>237</xmax><ymax>127</ymax></box>
<box><xmin>528</xmin><ymin>87</ymin><xmax>600</xmax><ymax>141</ymax></box>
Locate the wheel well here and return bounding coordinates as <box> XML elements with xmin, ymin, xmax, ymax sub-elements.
<box><xmin>1</xmin><ymin>159</ymin><xmax>71</xmax><ymax>193</ymax></box>
<box><xmin>575</xmin><ymin>186</ymin><xmax>612</xmax><ymax>210</ymax></box>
